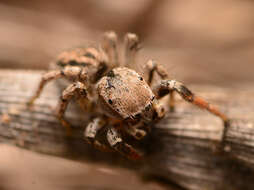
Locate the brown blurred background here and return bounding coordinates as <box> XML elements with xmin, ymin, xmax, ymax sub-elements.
<box><xmin>1</xmin><ymin>0</ymin><xmax>254</xmax><ymax>85</ymax></box>
<box><xmin>0</xmin><ymin>0</ymin><xmax>254</xmax><ymax>189</ymax></box>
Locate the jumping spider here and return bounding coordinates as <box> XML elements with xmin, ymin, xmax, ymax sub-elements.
<box><xmin>28</xmin><ymin>31</ymin><xmax>229</xmax><ymax>160</ymax></box>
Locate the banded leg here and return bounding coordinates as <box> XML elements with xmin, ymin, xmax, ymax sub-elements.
<box><xmin>107</xmin><ymin>126</ymin><xmax>142</xmax><ymax>160</ymax></box>
<box><xmin>102</xmin><ymin>31</ymin><xmax>119</xmax><ymax>67</ymax></box>
<box><xmin>123</xmin><ymin>33</ymin><xmax>141</xmax><ymax>68</ymax></box>
<box><xmin>56</xmin><ymin>82</ymin><xmax>88</xmax><ymax>135</ymax></box>
<box><xmin>153</xmin><ymin>79</ymin><xmax>229</xmax><ymax>124</ymax></box>
<box><xmin>146</xmin><ymin>60</ymin><xmax>176</xmax><ymax>111</ymax></box>
<box><xmin>28</xmin><ymin>66</ymin><xmax>87</xmax><ymax>106</ymax></box>
<box><xmin>84</xmin><ymin>117</ymin><xmax>112</xmax><ymax>152</ymax></box>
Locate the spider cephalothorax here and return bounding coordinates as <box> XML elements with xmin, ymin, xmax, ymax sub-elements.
<box><xmin>28</xmin><ymin>31</ymin><xmax>229</xmax><ymax>160</ymax></box>
<box><xmin>97</xmin><ymin>67</ymin><xmax>164</xmax><ymax>121</ymax></box>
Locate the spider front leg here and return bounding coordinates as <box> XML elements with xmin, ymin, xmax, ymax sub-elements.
<box><xmin>28</xmin><ymin>66</ymin><xmax>87</xmax><ymax>107</ymax></box>
<box><xmin>145</xmin><ymin>60</ymin><xmax>176</xmax><ymax>112</ymax></box>
<box><xmin>123</xmin><ymin>33</ymin><xmax>141</xmax><ymax>68</ymax></box>
<box><xmin>56</xmin><ymin>81</ymin><xmax>88</xmax><ymax>135</ymax></box>
<box><xmin>153</xmin><ymin>79</ymin><xmax>229</xmax><ymax>124</ymax></box>
<box><xmin>84</xmin><ymin>117</ymin><xmax>113</xmax><ymax>152</ymax></box>
<box><xmin>107</xmin><ymin>126</ymin><xmax>143</xmax><ymax>160</ymax></box>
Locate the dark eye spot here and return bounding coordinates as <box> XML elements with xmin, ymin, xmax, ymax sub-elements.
<box><xmin>108</xmin><ymin>99</ymin><xmax>113</xmax><ymax>104</ymax></box>
<box><xmin>151</xmin><ymin>96</ymin><xmax>155</xmax><ymax>101</ymax></box>
<box><xmin>139</xmin><ymin>76</ymin><xmax>143</xmax><ymax>81</ymax></box>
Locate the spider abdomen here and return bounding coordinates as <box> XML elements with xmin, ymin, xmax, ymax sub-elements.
<box><xmin>55</xmin><ymin>47</ymin><xmax>109</xmax><ymax>83</ymax></box>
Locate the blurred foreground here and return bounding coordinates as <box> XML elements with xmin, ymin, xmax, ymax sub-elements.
<box><xmin>0</xmin><ymin>145</ymin><xmax>165</xmax><ymax>190</ymax></box>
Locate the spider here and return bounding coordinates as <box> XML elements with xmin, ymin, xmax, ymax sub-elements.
<box><xmin>28</xmin><ymin>31</ymin><xmax>229</xmax><ymax>160</ymax></box>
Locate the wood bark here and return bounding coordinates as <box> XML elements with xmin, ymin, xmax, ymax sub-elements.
<box><xmin>0</xmin><ymin>69</ymin><xmax>253</xmax><ymax>190</ymax></box>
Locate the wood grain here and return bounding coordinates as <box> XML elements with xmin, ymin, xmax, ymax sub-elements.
<box><xmin>0</xmin><ymin>69</ymin><xmax>253</xmax><ymax>190</ymax></box>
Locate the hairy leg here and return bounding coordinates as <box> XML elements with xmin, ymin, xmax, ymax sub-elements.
<box><xmin>153</xmin><ymin>79</ymin><xmax>229</xmax><ymax>123</ymax></box>
<box><xmin>123</xmin><ymin>33</ymin><xmax>141</xmax><ymax>68</ymax></box>
<box><xmin>56</xmin><ymin>81</ymin><xmax>88</xmax><ymax>135</ymax></box>
<box><xmin>101</xmin><ymin>31</ymin><xmax>119</xmax><ymax>68</ymax></box>
<box><xmin>84</xmin><ymin>117</ymin><xmax>113</xmax><ymax>152</ymax></box>
<box><xmin>153</xmin><ymin>79</ymin><xmax>232</xmax><ymax>145</ymax></box>
<box><xmin>28</xmin><ymin>66</ymin><xmax>87</xmax><ymax>106</ymax></box>
<box><xmin>107</xmin><ymin>126</ymin><xmax>142</xmax><ymax>160</ymax></box>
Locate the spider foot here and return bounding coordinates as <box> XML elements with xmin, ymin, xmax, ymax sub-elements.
<box><xmin>26</xmin><ymin>97</ymin><xmax>36</xmax><ymax>110</ymax></box>
<box><xmin>221</xmin><ymin>119</ymin><xmax>232</xmax><ymax>145</ymax></box>
<box><xmin>214</xmin><ymin>119</ymin><xmax>233</xmax><ymax>153</ymax></box>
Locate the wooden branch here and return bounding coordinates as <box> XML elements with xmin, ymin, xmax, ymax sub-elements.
<box><xmin>0</xmin><ymin>69</ymin><xmax>254</xmax><ymax>190</ymax></box>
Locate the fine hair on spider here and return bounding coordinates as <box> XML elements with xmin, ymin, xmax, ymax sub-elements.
<box><xmin>27</xmin><ymin>31</ymin><xmax>231</xmax><ymax>160</ymax></box>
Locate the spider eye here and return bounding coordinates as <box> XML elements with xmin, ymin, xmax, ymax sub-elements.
<box><xmin>108</xmin><ymin>99</ymin><xmax>113</xmax><ymax>104</ymax></box>
<box><xmin>139</xmin><ymin>76</ymin><xmax>143</xmax><ymax>81</ymax></box>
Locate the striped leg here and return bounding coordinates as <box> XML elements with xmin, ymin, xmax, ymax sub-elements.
<box><xmin>107</xmin><ymin>126</ymin><xmax>143</xmax><ymax>160</ymax></box>
<box><xmin>28</xmin><ymin>66</ymin><xmax>87</xmax><ymax>107</ymax></box>
<box><xmin>84</xmin><ymin>117</ymin><xmax>113</xmax><ymax>152</ymax></box>
<box><xmin>153</xmin><ymin>79</ymin><xmax>229</xmax><ymax>123</ymax></box>
<box><xmin>56</xmin><ymin>82</ymin><xmax>88</xmax><ymax>135</ymax></box>
<box><xmin>153</xmin><ymin>79</ymin><xmax>231</xmax><ymax>145</ymax></box>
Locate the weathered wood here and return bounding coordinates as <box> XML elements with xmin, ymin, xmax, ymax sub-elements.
<box><xmin>0</xmin><ymin>69</ymin><xmax>253</xmax><ymax>190</ymax></box>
